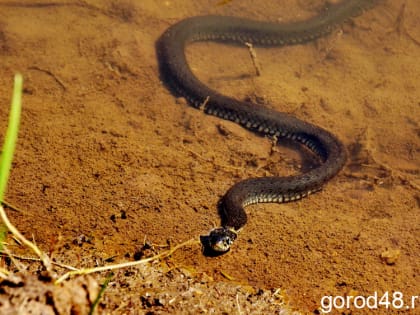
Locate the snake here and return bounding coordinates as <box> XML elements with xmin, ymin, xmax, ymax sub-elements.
<box><xmin>156</xmin><ymin>0</ymin><xmax>382</xmax><ymax>254</ymax></box>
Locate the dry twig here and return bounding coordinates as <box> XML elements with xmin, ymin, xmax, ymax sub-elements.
<box><xmin>0</xmin><ymin>205</ymin><xmax>52</xmax><ymax>272</ymax></box>
<box><xmin>245</xmin><ymin>42</ymin><xmax>262</xmax><ymax>76</ymax></box>
<box><xmin>55</xmin><ymin>238</ymin><xmax>199</xmax><ymax>284</ymax></box>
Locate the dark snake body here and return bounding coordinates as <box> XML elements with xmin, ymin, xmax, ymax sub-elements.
<box><xmin>156</xmin><ymin>0</ymin><xmax>381</xmax><ymax>253</ymax></box>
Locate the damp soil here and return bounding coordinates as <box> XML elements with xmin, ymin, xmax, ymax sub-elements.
<box><xmin>0</xmin><ymin>0</ymin><xmax>419</xmax><ymax>314</ymax></box>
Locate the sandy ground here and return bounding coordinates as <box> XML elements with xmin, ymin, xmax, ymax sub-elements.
<box><xmin>0</xmin><ymin>0</ymin><xmax>418</xmax><ymax>314</ymax></box>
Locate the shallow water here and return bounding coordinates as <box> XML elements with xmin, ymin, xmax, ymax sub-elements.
<box><xmin>0</xmin><ymin>0</ymin><xmax>418</xmax><ymax>313</ymax></box>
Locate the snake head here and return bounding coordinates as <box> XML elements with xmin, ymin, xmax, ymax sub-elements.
<box><xmin>201</xmin><ymin>227</ymin><xmax>238</xmax><ymax>254</ymax></box>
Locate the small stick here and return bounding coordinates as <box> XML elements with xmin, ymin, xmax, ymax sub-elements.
<box><xmin>0</xmin><ymin>205</ymin><xmax>52</xmax><ymax>272</ymax></box>
<box><xmin>1</xmin><ymin>200</ymin><xmax>24</xmax><ymax>213</ymax></box>
<box><xmin>0</xmin><ymin>252</ymin><xmax>78</xmax><ymax>271</ymax></box>
<box><xmin>236</xmin><ymin>293</ymin><xmax>243</xmax><ymax>315</ymax></box>
<box><xmin>55</xmin><ymin>238</ymin><xmax>199</xmax><ymax>284</ymax></box>
<box><xmin>385</xmin><ymin>1</ymin><xmax>420</xmax><ymax>46</ymax></box>
<box><xmin>28</xmin><ymin>66</ymin><xmax>67</xmax><ymax>91</ymax></box>
<box><xmin>245</xmin><ymin>42</ymin><xmax>261</xmax><ymax>76</ymax></box>
<box><xmin>394</xmin><ymin>2</ymin><xmax>406</xmax><ymax>36</ymax></box>
<box><xmin>199</xmin><ymin>96</ymin><xmax>210</xmax><ymax>111</ymax></box>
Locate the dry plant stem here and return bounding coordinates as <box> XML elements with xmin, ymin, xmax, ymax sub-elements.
<box><xmin>236</xmin><ymin>293</ymin><xmax>243</xmax><ymax>315</ymax></box>
<box><xmin>245</xmin><ymin>42</ymin><xmax>261</xmax><ymax>76</ymax></box>
<box><xmin>0</xmin><ymin>253</ymin><xmax>78</xmax><ymax>271</ymax></box>
<box><xmin>199</xmin><ymin>95</ymin><xmax>210</xmax><ymax>111</ymax></box>
<box><xmin>394</xmin><ymin>2</ymin><xmax>406</xmax><ymax>35</ymax></box>
<box><xmin>55</xmin><ymin>238</ymin><xmax>199</xmax><ymax>284</ymax></box>
<box><xmin>1</xmin><ymin>200</ymin><xmax>24</xmax><ymax>213</ymax></box>
<box><xmin>0</xmin><ymin>205</ymin><xmax>52</xmax><ymax>272</ymax></box>
<box><xmin>388</xmin><ymin>1</ymin><xmax>420</xmax><ymax>46</ymax></box>
<box><xmin>28</xmin><ymin>66</ymin><xmax>66</xmax><ymax>91</ymax></box>
<box><xmin>1</xmin><ymin>245</ymin><xmax>25</xmax><ymax>272</ymax></box>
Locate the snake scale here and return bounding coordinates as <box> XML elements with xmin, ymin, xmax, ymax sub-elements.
<box><xmin>156</xmin><ymin>0</ymin><xmax>382</xmax><ymax>254</ymax></box>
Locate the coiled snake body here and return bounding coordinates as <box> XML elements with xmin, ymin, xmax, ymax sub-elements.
<box><xmin>156</xmin><ymin>0</ymin><xmax>381</xmax><ymax>254</ymax></box>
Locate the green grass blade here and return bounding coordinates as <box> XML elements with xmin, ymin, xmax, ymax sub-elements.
<box><xmin>89</xmin><ymin>272</ymin><xmax>113</xmax><ymax>315</ymax></box>
<box><xmin>0</xmin><ymin>74</ymin><xmax>23</xmax><ymax>202</ymax></box>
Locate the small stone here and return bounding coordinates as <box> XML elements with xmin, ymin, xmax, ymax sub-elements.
<box><xmin>346</xmin><ymin>289</ymin><xmax>359</xmax><ymax>297</ymax></box>
<box><xmin>191</xmin><ymin>288</ymin><xmax>204</xmax><ymax>296</ymax></box>
<box><xmin>216</xmin><ymin>123</ymin><xmax>230</xmax><ymax>136</ymax></box>
<box><xmin>176</xmin><ymin>97</ymin><xmax>187</xmax><ymax>105</ymax></box>
<box><xmin>380</xmin><ymin>249</ymin><xmax>401</xmax><ymax>265</ymax></box>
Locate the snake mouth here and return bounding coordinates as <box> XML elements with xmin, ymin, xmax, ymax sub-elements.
<box><xmin>200</xmin><ymin>227</ymin><xmax>239</xmax><ymax>256</ymax></box>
